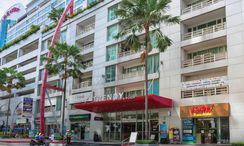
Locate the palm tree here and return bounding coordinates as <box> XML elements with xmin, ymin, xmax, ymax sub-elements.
<box><xmin>116</xmin><ymin>0</ymin><xmax>179</xmax><ymax>139</ymax></box>
<box><xmin>0</xmin><ymin>68</ymin><xmax>25</xmax><ymax>134</ymax></box>
<box><xmin>48</xmin><ymin>8</ymin><xmax>65</xmax><ymax>23</ymax></box>
<box><xmin>42</xmin><ymin>42</ymin><xmax>85</xmax><ymax>136</ymax></box>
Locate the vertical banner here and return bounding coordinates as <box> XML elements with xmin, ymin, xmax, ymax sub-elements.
<box><xmin>160</xmin><ymin>123</ymin><xmax>168</xmax><ymax>138</ymax></box>
<box><xmin>22</xmin><ymin>97</ymin><xmax>33</xmax><ymax>117</ymax></box>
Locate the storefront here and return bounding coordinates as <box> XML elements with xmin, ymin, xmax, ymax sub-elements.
<box><xmin>180</xmin><ymin>103</ymin><xmax>230</xmax><ymax>144</ymax></box>
<box><xmin>70</xmin><ymin>114</ymin><xmax>91</xmax><ymax>140</ymax></box>
<box><xmin>74</xmin><ymin>94</ymin><xmax>172</xmax><ymax>142</ymax></box>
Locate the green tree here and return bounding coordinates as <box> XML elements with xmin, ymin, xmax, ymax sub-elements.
<box><xmin>116</xmin><ymin>0</ymin><xmax>179</xmax><ymax>139</ymax></box>
<box><xmin>48</xmin><ymin>8</ymin><xmax>65</xmax><ymax>23</ymax></box>
<box><xmin>0</xmin><ymin>68</ymin><xmax>26</xmax><ymax>134</ymax></box>
<box><xmin>42</xmin><ymin>42</ymin><xmax>85</xmax><ymax>135</ymax></box>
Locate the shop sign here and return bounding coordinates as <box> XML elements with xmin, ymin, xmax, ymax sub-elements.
<box><xmin>2</xmin><ymin>4</ymin><xmax>26</xmax><ymax>20</ymax></box>
<box><xmin>22</xmin><ymin>97</ymin><xmax>33</xmax><ymax>117</ymax></box>
<box><xmin>69</xmin><ymin>114</ymin><xmax>91</xmax><ymax>121</ymax></box>
<box><xmin>70</xmin><ymin>92</ymin><xmax>127</xmax><ymax>103</ymax></box>
<box><xmin>182</xmin><ymin>76</ymin><xmax>228</xmax><ymax>91</ymax></box>
<box><xmin>94</xmin><ymin>116</ymin><xmax>103</xmax><ymax>121</ymax></box>
<box><xmin>16</xmin><ymin>118</ymin><xmax>27</xmax><ymax>124</ymax></box>
<box><xmin>180</xmin><ymin>103</ymin><xmax>230</xmax><ymax>118</ymax></box>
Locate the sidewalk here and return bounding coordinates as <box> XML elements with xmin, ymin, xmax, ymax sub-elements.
<box><xmin>0</xmin><ymin>138</ymin><xmax>30</xmax><ymax>143</ymax></box>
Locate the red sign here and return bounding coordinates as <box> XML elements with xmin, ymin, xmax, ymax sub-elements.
<box><xmin>3</xmin><ymin>7</ymin><xmax>20</xmax><ymax>19</ymax></box>
<box><xmin>191</xmin><ymin>105</ymin><xmax>214</xmax><ymax>114</ymax></box>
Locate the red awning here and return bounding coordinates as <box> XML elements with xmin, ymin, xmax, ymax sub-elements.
<box><xmin>74</xmin><ymin>94</ymin><xmax>172</xmax><ymax>113</ymax></box>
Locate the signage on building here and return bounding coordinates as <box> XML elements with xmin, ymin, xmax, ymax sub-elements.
<box><xmin>2</xmin><ymin>4</ymin><xmax>26</xmax><ymax>20</ymax></box>
<box><xmin>182</xmin><ymin>76</ymin><xmax>228</xmax><ymax>91</ymax></box>
<box><xmin>180</xmin><ymin>103</ymin><xmax>230</xmax><ymax>118</ymax></box>
<box><xmin>70</xmin><ymin>92</ymin><xmax>128</xmax><ymax>103</ymax></box>
<box><xmin>22</xmin><ymin>97</ymin><xmax>33</xmax><ymax>117</ymax></box>
<box><xmin>69</xmin><ymin>114</ymin><xmax>91</xmax><ymax>121</ymax></box>
<box><xmin>16</xmin><ymin>118</ymin><xmax>27</xmax><ymax>124</ymax></box>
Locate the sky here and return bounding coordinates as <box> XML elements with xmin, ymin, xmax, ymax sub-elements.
<box><xmin>0</xmin><ymin>0</ymin><xmax>30</xmax><ymax>18</ymax></box>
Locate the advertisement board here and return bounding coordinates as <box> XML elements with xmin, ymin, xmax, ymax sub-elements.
<box><xmin>22</xmin><ymin>97</ymin><xmax>33</xmax><ymax>117</ymax></box>
<box><xmin>2</xmin><ymin>3</ymin><xmax>26</xmax><ymax>20</ymax></box>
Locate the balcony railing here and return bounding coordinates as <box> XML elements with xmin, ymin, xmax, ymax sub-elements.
<box><xmin>80</xmin><ymin>80</ymin><xmax>92</xmax><ymax>88</ymax></box>
<box><xmin>182</xmin><ymin>86</ymin><xmax>228</xmax><ymax>98</ymax></box>
<box><xmin>121</xmin><ymin>70</ymin><xmax>144</xmax><ymax>79</ymax></box>
<box><xmin>182</xmin><ymin>52</ymin><xmax>227</xmax><ymax>68</ymax></box>
<box><xmin>81</xmin><ymin>42</ymin><xmax>94</xmax><ymax>51</ymax></box>
<box><xmin>78</xmin><ymin>23</ymin><xmax>95</xmax><ymax>35</ymax></box>
<box><xmin>184</xmin><ymin>22</ymin><xmax>226</xmax><ymax>40</ymax></box>
<box><xmin>83</xmin><ymin>61</ymin><xmax>93</xmax><ymax>68</ymax></box>
<box><xmin>182</xmin><ymin>0</ymin><xmax>224</xmax><ymax>14</ymax></box>
<box><xmin>118</xmin><ymin>50</ymin><xmax>137</xmax><ymax>58</ymax></box>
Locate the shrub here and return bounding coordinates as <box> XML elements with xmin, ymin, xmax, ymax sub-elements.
<box><xmin>1</xmin><ymin>25</ymin><xmax>40</xmax><ymax>52</ymax></box>
<box><xmin>136</xmin><ymin>140</ymin><xmax>157</xmax><ymax>144</ymax></box>
<box><xmin>232</xmin><ymin>142</ymin><xmax>244</xmax><ymax>146</ymax></box>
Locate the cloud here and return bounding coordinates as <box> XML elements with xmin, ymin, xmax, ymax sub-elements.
<box><xmin>0</xmin><ymin>0</ymin><xmax>30</xmax><ymax>19</ymax></box>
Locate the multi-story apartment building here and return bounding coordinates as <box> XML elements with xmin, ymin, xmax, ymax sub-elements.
<box><xmin>0</xmin><ymin>0</ymin><xmax>244</xmax><ymax>144</ymax></box>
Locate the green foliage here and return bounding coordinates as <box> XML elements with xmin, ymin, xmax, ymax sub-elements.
<box><xmin>41</xmin><ymin>23</ymin><xmax>58</xmax><ymax>33</ymax></box>
<box><xmin>0</xmin><ymin>25</ymin><xmax>40</xmax><ymax>52</ymax></box>
<box><xmin>136</xmin><ymin>140</ymin><xmax>157</xmax><ymax>144</ymax></box>
<box><xmin>0</xmin><ymin>68</ymin><xmax>26</xmax><ymax>94</ymax></box>
<box><xmin>42</xmin><ymin>0</ymin><xmax>103</xmax><ymax>34</ymax></box>
<box><xmin>41</xmin><ymin>42</ymin><xmax>85</xmax><ymax>80</ymax></box>
<box><xmin>115</xmin><ymin>0</ymin><xmax>180</xmax><ymax>52</ymax></box>
<box><xmin>48</xmin><ymin>8</ymin><xmax>65</xmax><ymax>23</ymax></box>
<box><xmin>232</xmin><ymin>142</ymin><xmax>244</xmax><ymax>146</ymax></box>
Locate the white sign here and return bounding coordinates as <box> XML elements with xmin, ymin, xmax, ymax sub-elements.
<box><xmin>70</xmin><ymin>91</ymin><xmax>93</xmax><ymax>104</ymax></box>
<box><xmin>182</xmin><ymin>76</ymin><xmax>228</xmax><ymax>91</ymax></box>
<box><xmin>129</xmin><ymin>132</ymin><xmax>138</xmax><ymax>143</ymax></box>
<box><xmin>2</xmin><ymin>3</ymin><xmax>26</xmax><ymax>20</ymax></box>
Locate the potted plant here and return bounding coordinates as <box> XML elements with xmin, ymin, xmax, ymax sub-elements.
<box><xmin>135</xmin><ymin>140</ymin><xmax>158</xmax><ymax>146</ymax></box>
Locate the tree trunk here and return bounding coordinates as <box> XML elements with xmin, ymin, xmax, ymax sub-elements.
<box><xmin>144</xmin><ymin>24</ymin><xmax>150</xmax><ymax>140</ymax></box>
<box><xmin>60</xmin><ymin>78</ymin><xmax>66</xmax><ymax>137</ymax></box>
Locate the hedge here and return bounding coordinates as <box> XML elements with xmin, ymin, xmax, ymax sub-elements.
<box><xmin>232</xmin><ymin>142</ymin><xmax>244</xmax><ymax>146</ymax></box>
<box><xmin>136</xmin><ymin>140</ymin><xmax>157</xmax><ymax>144</ymax></box>
<box><xmin>42</xmin><ymin>0</ymin><xmax>103</xmax><ymax>34</ymax></box>
<box><xmin>0</xmin><ymin>25</ymin><xmax>40</xmax><ymax>52</ymax></box>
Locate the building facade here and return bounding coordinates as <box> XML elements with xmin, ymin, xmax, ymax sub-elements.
<box><xmin>0</xmin><ymin>0</ymin><xmax>244</xmax><ymax>144</ymax></box>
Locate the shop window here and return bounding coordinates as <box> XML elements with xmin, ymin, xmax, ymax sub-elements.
<box><xmin>106</xmin><ymin>45</ymin><xmax>117</xmax><ymax>61</ymax></box>
<box><xmin>107</xmin><ymin>25</ymin><xmax>118</xmax><ymax>42</ymax></box>
<box><xmin>147</xmin><ymin>54</ymin><xmax>159</xmax><ymax>74</ymax></box>
<box><xmin>105</xmin><ymin>65</ymin><xmax>116</xmax><ymax>82</ymax></box>
<box><xmin>108</xmin><ymin>4</ymin><xmax>118</xmax><ymax>22</ymax></box>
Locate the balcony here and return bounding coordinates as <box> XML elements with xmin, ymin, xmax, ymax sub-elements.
<box><xmin>83</xmin><ymin>61</ymin><xmax>93</xmax><ymax>68</ymax></box>
<box><xmin>121</xmin><ymin>70</ymin><xmax>145</xmax><ymax>80</ymax></box>
<box><xmin>181</xmin><ymin>76</ymin><xmax>228</xmax><ymax>98</ymax></box>
<box><xmin>80</xmin><ymin>42</ymin><xmax>94</xmax><ymax>52</ymax></box>
<box><xmin>80</xmin><ymin>80</ymin><xmax>92</xmax><ymax>88</ymax></box>
<box><xmin>182</xmin><ymin>52</ymin><xmax>227</xmax><ymax>68</ymax></box>
<box><xmin>77</xmin><ymin>23</ymin><xmax>95</xmax><ymax>36</ymax></box>
<box><xmin>184</xmin><ymin>23</ymin><xmax>226</xmax><ymax>40</ymax></box>
<box><xmin>182</xmin><ymin>0</ymin><xmax>224</xmax><ymax>14</ymax></box>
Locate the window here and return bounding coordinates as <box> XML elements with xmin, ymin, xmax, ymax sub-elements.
<box><xmin>150</xmin><ymin>33</ymin><xmax>158</xmax><ymax>49</ymax></box>
<box><xmin>106</xmin><ymin>45</ymin><xmax>117</xmax><ymax>61</ymax></box>
<box><xmin>105</xmin><ymin>87</ymin><xmax>115</xmax><ymax>96</ymax></box>
<box><xmin>87</xmin><ymin>0</ymin><xmax>96</xmax><ymax>5</ymax></box>
<box><xmin>106</xmin><ymin>65</ymin><xmax>116</xmax><ymax>82</ymax></box>
<box><xmin>59</xmin><ymin>30</ymin><xmax>67</xmax><ymax>43</ymax></box>
<box><xmin>75</xmin><ymin>0</ymin><xmax>83</xmax><ymax>6</ymax></box>
<box><xmin>108</xmin><ymin>4</ymin><xmax>118</xmax><ymax>22</ymax></box>
<box><xmin>107</xmin><ymin>25</ymin><xmax>118</xmax><ymax>41</ymax></box>
<box><xmin>41</xmin><ymin>40</ymin><xmax>50</xmax><ymax>51</ymax></box>
<box><xmin>36</xmin><ymin>100</ymin><xmax>40</xmax><ymax>113</ymax></box>
<box><xmin>123</xmin><ymin>65</ymin><xmax>144</xmax><ymax>74</ymax></box>
<box><xmin>148</xmin><ymin>79</ymin><xmax>159</xmax><ymax>95</ymax></box>
<box><xmin>147</xmin><ymin>54</ymin><xmax>159</xmax><ymax>74</ymax></box>
<box><xmin>56</xmin><ymin>96</ymin><xmax>62</xmax><ymax>111</ymax></box>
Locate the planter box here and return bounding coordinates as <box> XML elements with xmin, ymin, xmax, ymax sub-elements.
<box><xmin>135</xmin><ymin>144</ymin><xmax>158</xmax><ymax>146</ymax></box>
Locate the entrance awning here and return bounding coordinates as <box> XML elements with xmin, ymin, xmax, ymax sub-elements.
<box><xmin>74</xmin><ymin>94</ymin><xmax>172</xmax><ymax>113</ymax></box>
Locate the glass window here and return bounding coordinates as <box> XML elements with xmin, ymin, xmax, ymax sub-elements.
<box><xmin>87</xmin><ymin>0</ymin><xmax>96</xmax><ymax>5</ymax></box>
<box><xmin>56</xmin><ymin>96</ymin><xmax>62</xmax><ymax>111</ymax></box>
<box><xmin>147</xmin><ymin>54</ymin><xmax>159</xmax><ymax>74</ymax></box>
<box><xmin>108</xmin><ymin>4</ymin><xmax>118</xmax><ymax>22</ymax></box>
<box><xmin>105</xmin><ymin>65</ymin><xmax>116</xmax><ymax>82</ymax></box>
<box><xmin>59</xmin><ymin>30</ymin><xmax>67</xmax><ymax>43</ymax></box>
<box><xmin>36</xmin><ymin>100</ymin><xmax>40</xmax><ymax>113</ymax></box>
<box><xmin>106</xmin><ymin>45</ymin><xmax>117</xmax><ymax>61</ymax></box>
<box><xmin>75</xmin><ymin>0</ymin><xmax>83</xmax><ymax>6</ymax></box>
<box><xmin>107</xmin><ymin>25</ymin><xmax>118</xmax><ymax>41</ymax></box>
<box><xmin>148</xmin><ymin>79</ymin><xmax>159</xmax><ymax>95</ymax></box>
<box><xmin>105</xmin><ymin>87</ymin><xmax>115</xmax><ymax>96</ymax></box>
<box><xmin>150</xmin><ymin>33</ymin><xmax>158</xmax><ymax>49</ymax></box>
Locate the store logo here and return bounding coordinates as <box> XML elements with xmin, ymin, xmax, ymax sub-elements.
<box><xmin>191</xmin><ymin>104</ymin><xmax>214</xmax><ymax>116</ymax></box>
<box><xmin>2</xmin><ymin>7</ymin><xmax>20</xmax><ymax>19</ymax></box>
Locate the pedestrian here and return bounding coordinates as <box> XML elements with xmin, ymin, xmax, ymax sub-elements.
<box><xmin>65</xmin><ymin>130</ymin><xmax>71</xmax><ymax>144</ymax></box>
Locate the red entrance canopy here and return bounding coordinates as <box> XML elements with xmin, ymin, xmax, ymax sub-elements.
<box><xmin>74</xmin><ymin>94</ymin><xmax>172</xmax><ymax>113</ymax></box>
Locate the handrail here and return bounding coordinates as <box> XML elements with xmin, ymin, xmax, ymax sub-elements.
<box><xmin>182</xmin><ymin>0</ymin><xmax>223</xmax><ymax>14</ymax></box>
<box><xmin>182</xmin><ymin>52</ymin><xmax>227</xmax><ymax>67</ymax></box>
<box><xmin>78</xmin><ymin>23</ymin><xmax>95</xmax><ymax>35</ymax></box>
<box><xmin>121</xmin><ymin>70</ymin><xmax>144</xmax><ymax>79</ymax></box>
<box><xmin>81</xmin><ymin>42</ymin><xmax>94</xmax><ymax>51</ymax></box>
<box><xmin>184</xmin><ymin>22</ymin><xmax>226</xmax><ymax>40</ymax></box>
